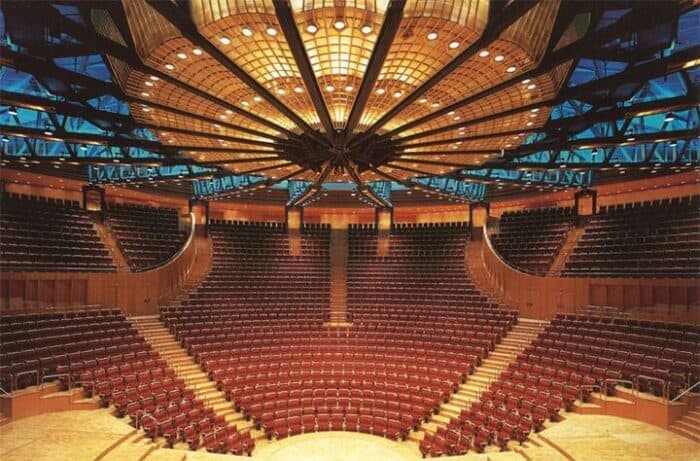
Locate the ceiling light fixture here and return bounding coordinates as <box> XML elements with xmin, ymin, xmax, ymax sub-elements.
<box><xmin>306</xmin><ymin>24</ymin><xmax>318</xmax><ymax>34</ymax></box>
<box><xmin>266</xmin><ymin>27</ymin><xmax>278</xmax><ymax>36</ymax></box>
<box><xmin>448</xmin><ymin>41</ymin><xmax>459</xmax><ymax>49</ymax></box>
<box><xmin>294</xmin><ymin>86</ymin><xmax>304</xmax><ymax>94</ymax></box>
<box><xmin>176</xmin><ymin>52</ymin><xmax>187</xmax><ymax>59</ymax></box>
<box><xmin>478</xmin><ymin>50</ymin><xmax>489</xmax><ymax>57</ymax></box>
<box><xmin>375</xmin><ymin>88</ymin><xmax>385</xmax><ymax>95</ymax></box>
<box><xmin>345</xmin><ymin>85</ymin><xmax>354</xmax><ymax>92</ymax></box>
<box><xmin>144</xmin><ymin>81</ymin><xmax>154</xmax><ymax>87</ymax></box>
<box><xmin>241</xmin><ymin>27</ymin><xmax>253</xmax><ymax>37</ymax></box>
<box><xmin>527</xmin><ymin>83</ymin><xmax>536</xmax><ymax>90</ymax></box>
<box><xmin>426</xmin><ymin>32</ymin><xmax>438</xmax><ymax>41</ymax></box>
<box><xmin>664</xmin><ymin>112</ymin><xmax>675</xmax><ymax>122</ymax></box>
<box><xmin>164</xmin><ymin>63</ymin><xmax>175</xmax><ymax>70</ymax></box>
<box><xmin>506</xmin><ymin>66</ymin><xmax>516</xmax><ymax>73</ymax></box>
<box><xmin>326</xmin><ymin>85</ymin><xmax>335</xmax><ymax>92</ymax></box>
<box><xmin>276</xmin><ymin>88</ymin><xmax>287</xmax><ymax>95</ymax></box>
<box><xmin>334</xmin><ymin>20</ymin><xmax>346</xmax><ymax>31</ymax></box>
<box><xmin>494</xmin><ymin>55</ymin><xmax>505</xmax><ymax>62</ymax></box>
<box><xmin>219</xmin><ymin>37</ymin><xmax>231</xmax><ymax>45</ymax></box>
<box><xmin>361</xmin><ymin>25</ymin><xmax>373</xmax><ymax>35</ymax></box>
<box><xmin>192</xmin><ymin>48</ymin><xmax>203</xmax><ymax>56</ymax></box>
<box><xmin>149</xmin><ymin>75</ymin><xmax>159</xmax><ymax>81</ymax></box>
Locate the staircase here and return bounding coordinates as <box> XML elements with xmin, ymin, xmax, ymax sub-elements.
<box><xmin>547</xmin><ymin>226</ymin><xmax>585</xmax><ymax>276</ymax></box>
<box><xmin>669</xmin><ymin>395</ymin><xmax>700</xmax><ymax>442</ymax></box>
<box><xmin>328</xmin><ymin>227</ymin><xmax>349</xmax><ymax>324</ymax></box>
<box><xmin>410</xmin><ymin>319</ymin><xmax>547</xmax><ymax>441</ymax></box>
<box><xmin>129</xmin><ymin>316</ymin><xmax>266</xmax><ymax>444</ymax></box>
<box><xmin>95</xmin><ymin>221</ymin><xmax>129</xmax><ymax>272</ymax></box>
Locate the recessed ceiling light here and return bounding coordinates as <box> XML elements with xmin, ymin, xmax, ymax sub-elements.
<box><xmin>219</xmin><ymin>37</ymin><xmax>231</xmax><ymax>45</ymax></box>
<box><xmin>448</xmin><ymin>41</ymin><xmax>459</xmax><ymax>49</ymax></box>
<box><xmin>141</xmin><ymin>91</ymin><xmax>150</xmax><ymax>97</ymax></box>
<box><xmin>418</xmin><ymin>98</ymin><xmax>428</xmax><ymax>104</ymax></box>
<box><xmin>506</xmin><ymin>66</ymin><xmax>516</xmax><ymax>73</ymax></box>
<box><xmin>527</xmin><ymin>84</ymin><xmax>536</xmax><ymax>90</ymax></box>
<box><xmin>375</xmin><ymin>88</ymin><xmax>385</xmax><ymax>95</ymax></box>
<box><xmin>43</xmin><ymin>130</ymin><xmax>53</xmax><ymax>136</ymax></box>
<box><xmin>149</xmin><ymin>76</ymin><xmax>159</xmax><ymax>81</ymax></box>
<box><xmin>494</xmin><ymin>55</ymin><xmax>505</xmax><ymax>62</ymax></box>
<box><xmin>306</xmin><ymin>24</ymin><xmax>318</xmax><ymax>34</ymax></box>
<box><xmin>664</xmin><ymin>112</ymin><xmax>675</xmax><ymax>122</ymax></box>
<box><xmin>241</xmin><ymin>27</ymin><xmax>253</xmax><ymax>37</ymax></box>
<box><xmin>277</xmin><ymin>88</ymin><xmax>286</xmax><ymax>95</ymax></box>
<box><xmin>326</xmin><ymin>85</ymin><xmax>335</xmax><ymax>92</ymax></box>
<box><xmin>266</xmin><ymin>27</ymin><xmax>277</xmax><ymax>36</ymax></box>
<box><xmin>241</xmin><ymin>101</ymin><xmax>249</xmax><ymax>107</ymax></box>
<box><xmin>478</xmin><ymin>50</ymin><xmax>490</xmax><ymax>57</ymax></box>
<box><xmin>361</xmin><ymin>25</ymin><xmax>372</xmax><ymax>35</ymax></box>
<box><xmin>141</xmin><ymin>107</ymin><xmax>151</xmax><ymax>112</ymax></box>
<box><xmin>393</xmin><ymin>91</ymin><xmax>402</xmax><ymax>98</ymax></box>
<box><xmin>144</xmin><ymin>81</ymin><xmax>154</xmax><ymax>87</ymax></box>
<box><xmin>294</xmin><ymin>86</ymin><xmax>304</xmax><ymax>94</ymax></box>
<box><xmin>176</xmin><ymin>52</ymin><xmax>187</xmax><ymax>59</ymax></box>
<box><xmin>192</xmin><ymin>48</ymin><xmax>203</xmax><ymax>56</ymax></box>
<box><xmin>345</xmin><ymin>85</ymin><xmax>354</xmax><ymax>92</ymax></box>
<box><xmin>164</xmin><ymin>63</ymin><xmax>175</xmax><ymax>70</ymax></box>
<box><xmin>334</xmin><ymin>20</ymin><xmax>346</xmax><ymax>31</ymax></box>
<box><xmin>430</xmin><ymin>102</ymin><xmax>440</xmax><ymax>108</ymax></box>
<box><xmin>426</xmin><ymin>32</ymin><xmax>438</xmax><ymax>41</ymax></box>
<box><xmin>253</xmin><ymin>96</ymin><xmax>262</xmax><ymax>102</ymax></box>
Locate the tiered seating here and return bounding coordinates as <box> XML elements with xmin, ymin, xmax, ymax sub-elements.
<box><xmin>0</xmin><ymin>309</ymin><xmax>134</xmax><ymax>391</ymax></box>
<box><xmin>0</xmin><ymin>193</ymin><xmax>114</xmax><ymax>271</ymax></box>
<box><xmin>563</xmin><ymin>196</ymin><xmax>700</xmax><ymax>277</ymax></box>
<box><xmin>423</xmin><ymin>314</ymin><xmax>699</xmax><ymax>457</ymax></box>
<box><xmin>105</xmin><ymin>203</ymin><xmax>186</xmax><ymax>270</ymax></box>
<box><xmin>491</xmin><ymin>207</ymin><xmax>574</xmax><ymax>275</ymax></box>
<box><xmin>163</xmin><ymin>221</ymin><xmax>515</xmax><ymax>446</ymax></box>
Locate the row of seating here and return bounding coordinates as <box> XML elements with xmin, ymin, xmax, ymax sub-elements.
<box><xmin>0</xmin><ymin>194</ymin><xmax>115</xmax><ymax>271</ymax></box>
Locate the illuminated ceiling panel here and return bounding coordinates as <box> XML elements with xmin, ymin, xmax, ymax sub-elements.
<box><xmin>2</xmin><ymin>1</ymin><xmax>696</xmax><ymax>204</ymax></box>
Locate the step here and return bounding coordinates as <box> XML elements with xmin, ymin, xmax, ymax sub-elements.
<box><xmin>669</xmin><ymin>425</ymin><xmax>700</xmax><ymax>443</ymax></box>
<box><xmin>673</xmin><ymin>419</ymin><xmax>700</xmax><ymax>435</ymax></box>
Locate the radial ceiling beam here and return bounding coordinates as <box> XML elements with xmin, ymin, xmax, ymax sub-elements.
<box><xmin>124</xmin><ymin>97</ymin><xmax>291</xmax><ymax>144</ymax></box>
<box><xmin>290</xmin><ymin>162</ymin><xmax>333</xmax><ymax>207</ymax></box>
<box><xmin>346</xmin><ymin>162</ymin><xmax>392</xmax><ymax>208</ymax></box>
<box><xmin>393</xmin><ymin>46</ymin><xmax>700</xmax><ymax>145</ymax></box>
<box><xmin>273</xmin><ymin>0</ymin><xmax>334</xmax><ymax>139</ymax></box>
<box><xmin>383</xmin><ymin>4</ymin><xmax>691</xmax><ymax>139</ymax></box>
<box><xmin>344</xmin><ymin>0</ymin><xmax>406</xmax><ymax>136</ymax></box>
<box><xmin>351</xmin><ymin>0</ymin><xmax>539</xmax><ymax>145</ymax></box>
<box><xmin>144</xmin><ymin>0</ymin><xmax>329</xmax><ymax>146</ymax></box>
<box><xmin>397</xmin><ymin>149</ymin><xmax>500</xmax><ymax>156</ymax></box>
<box><xmin>0</xmin><ymin>90</ymin><xmax>134</xmax><ymax>130</ymax></box>
<box><xmin>234</xmin><ymin>161</ymin><xmax>296</xmax><ymax>176</ymax></box>
<box><xmin>507</xmin><ymin>128</ymin><xmax>700</xmax><ymax>159</ymax></box>
<box><xmin>0</xmin><ymin>125</ymin><xmax>284</xmax><ymax>156</ymax></box>
<box><xmin>0</xmin><ymin>47</ymin><xmax>122</xmax><ymax>98</ymax></box>
<box><xmin>38</xmin><ymin>4</ymin><xmax>297</xmax><ymax>139</ymax></box>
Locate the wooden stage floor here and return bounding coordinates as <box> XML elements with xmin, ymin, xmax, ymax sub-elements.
<box><xmin>0</xmin><ymin>409</ymin><xmax>697</xmax><ymax>461</ymax></box>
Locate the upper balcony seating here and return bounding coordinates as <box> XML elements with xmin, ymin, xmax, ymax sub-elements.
<box><xmin>105</xmin><ymin>203</ymin><xmax>187</xmax><ymax>271</ymax></box>
<box><xmin>562</xmin><ymin>196</ymin><xmax>700</xmax><ymax>278</ymax></box>
<box><xmin>162</xmin><ymin>221</ymin><xmax>515</xmax><ymax>445</ymax></box>
<box><xmin>0</xmin><ymin>193</ymin><xmax>115</xmax><ymax>272</ymax></box>
<box><xmin>490</xmin><ymin>207</ymin><xmax>574</xmax><ymax>275</ymax></box>
<box><xmin>420</xmin><ymin>314</ymin><xmax>699</xmax><ymax>457</ymax></box>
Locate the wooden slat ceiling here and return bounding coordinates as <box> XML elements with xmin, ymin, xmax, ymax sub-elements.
<box><xmin>111</xmin><ymin>0</ymin><xmax>575</xmax><ymax>187</ymax></box>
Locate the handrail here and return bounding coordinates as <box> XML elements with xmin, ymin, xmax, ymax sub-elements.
<box><xmin>139</xmin><ymin>211</ymin><xmax>197</xmax><ymax>274</ymax></box>
<box><xmin>603</xmin><ymin>378</ymin><xmax>636</xmax><ymax>397</ymax></box>
<box><xmin>0</xmin><ymin>385</ymin><xmax>11</xmax><ymax>397</ymax></box>
<box><xmin>636</xmin><ymin>375</ymin><xmax>669</xmax><ymax>400</ymax></box>
<box><xmin>671</xmin><ymin>380</ymin><xmax>700</xmax><ymax>402</ymax></box>
<box><xmin>13</xmin><ymin>370</ymin><xmax>39</xmax><ymax>390</ymax></box>
<box><xmin>579</xmin><ymin>384</ymin><xmax>602</xmax><ymax>401</ymax></box>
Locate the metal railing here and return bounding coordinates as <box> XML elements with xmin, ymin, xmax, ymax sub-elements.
<box><xmin>636</xmin><ymin>375</ymin><xmax>669</xmax><ymax>400</ymax></box>
<box><xmin>13</xmin><ymin>370</ymin><xmax>39</xmax><ymax>391</ymax></box>
<box><xmin>671</xmin><ymin>380</ymin><xmax>700</xmax><ymax>403</ymax></box>
<box><xmin>603</xmin><ymin>378</ymin><xmax>636</xmax><ymax>398</ymax></box>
